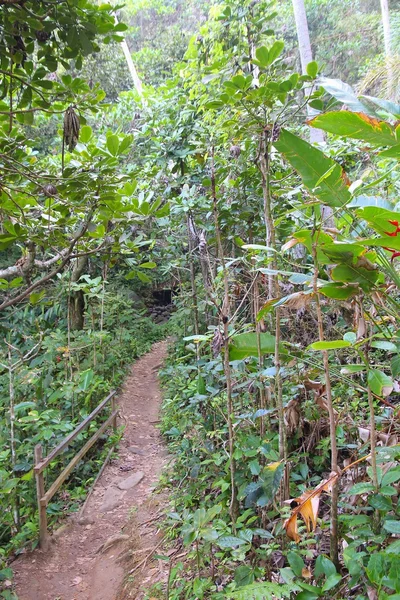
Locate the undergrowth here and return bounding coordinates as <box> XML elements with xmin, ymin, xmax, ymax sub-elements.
<box><xmin>147</xmin><ymin>336</ymin><xmax>400</xmax><ymax>600</ymax></box>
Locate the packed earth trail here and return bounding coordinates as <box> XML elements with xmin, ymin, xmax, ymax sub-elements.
<box><xmin>13</xmin><ymin>341</ymin><xmax>169</xmax><ymax>600</ymax></box>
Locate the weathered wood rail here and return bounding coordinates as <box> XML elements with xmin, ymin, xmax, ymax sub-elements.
<box><xmin>34</xmin><ymin>390</ymin><xmax>117</xmax><ymax>550</ymax></box>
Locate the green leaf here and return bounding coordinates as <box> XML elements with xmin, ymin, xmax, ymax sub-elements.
<box><xmin>106</xmin><ymin>134</ymin><xmax>120</xmax><ymax>156</ymax></box>
<box><xmin>79</xmin><ymin>368</ymin><xmax>93</xmax><ymax>392</ymax></box>
<box><xmin>310</xmin><ymin>340</ymin><xmax>351</xmax><ymax>351</ymax></box>
<box><xmin>137</xmin><ymin>271</ymin><xmax>151</xmax><ymax>283</ymax></box>
<box><xmin>318</xmin><ymin>283</ymin><xmax>358</xmax><ymax>300</ymax></box>
<box><xmin>391</xmin><ymin>355</ymin><xmax>400</xmax><ymax>378</ymax></box>
<box><xmin>217</xmin><ymin>535</ymin><xmax>248</xmax><ymax>549</ymax></box>
<box><xmin>360</xmin><ymin>236</ymin><xmax>400</xmax><ymax>251</ymax></box>
<box><xmin>225</xmin><ymin>582</ymin><xmax>295</xmax><ymax>600</ymax></box>
<box><xmin>318</xmin><ymin>77</ymin><xmax>373</xmax><ymax>113</ymax></box>
<box><xmin>255</xmin><ymin>46</ymin><xmax>269</xmax><ymax>67</ymax></box>
<box><xmin>308</xmin><ymin>111</ymin><xmax>397</xmax><ymax>147</ymax></box>
<box><xmin>367</xmin><ymin>369</ymin><xmax>393</xmax><ymax>397</ymax></box>
<box><xmin>0</xmin><ymin>568</ymin><xmax>13</xmax><ymax>582</ymax></box>
<box><xmin>304</xmin><ymin>61</ymin><xmax>317</xmax><ymax>78</ymax></box>
<box><xmin>382</xmin><ymin>468</ymin><xmax>400</xmax><ymax>486</ymax></box>
<box><xmin>234</xmin><ymin>565</ymin><xmax>255</xmax><ymax>587</ymax></box>
<box><xmin>80</xmin><ymin>125</ymin><xmax>92</xmax><ymax>143</ymax></box>
<box><xmin>321</xmin><ymin>573</ymin><xmax>342</xmax><ymax>592</ymax></box>
<box><xmin>383</xmin><ymin>520</ymin><xmax>400</xmax><ymax>534</ymax></box>
<box><xmin>314</xmin><ymin>555</ymin><xmax>337</xmax><ymax>579</ymax></box>
<box><xmin>139</xmin><ymin>262</ymin><xmax>156</xmax><ymax>269</ymax></box>
<box><xmin>340</xmin><ymin>364</ymin><xmax>366</xmax><ymax>374</ymax></box>
<box><xmin>274</xmin><ymin>129</ymin><xmax>351</xmax><ymax>208</ymax></box>
<box><xmin>360</xmin><ymin>95</ymin><xmax>400</xmax><ymax>118</ymax></box>
<box><xmin>371</xmin><ymin>340</ymin><xmax>397</xmax><ymax>352</ymax></box>
<box><xmin>268</xmin><ymin>40</ymin><xmax>284</xmax><ymax>63</ymax></box>
<box><xmin>347</xmin><ymin>482</ymin><xmax>375</xmax><ymax>495</ymax></box>
<box><xmin>287</xmin><ymin>551</ymin><xmax>305</xmax><ymax>577</ymax></box>
<box><xmin>29</xmin><ymin>290</ymin><xmax>45</xmax><ymax>305</ymax></box>
<box><xmin>295</xmin><ymin>593</ymin><xmax>319</xmax><ymax>600</ymax></box>
<box><xmin>249</xmin><ymin>459</ymin><xmax>261</xmax><ymax>476</ymax></box>
<box><xmin>229</xmin><ymin>332</ymin><xmax>279</xmax><ymax>360</ymax></box>
<box><xmin>343</xmin><ymin>332</ymin><xmax>357</xmax><ymax>344</ymax></box>
<box><xmin>369</xmin><ymin>493</ymin><xmax>392</xmax><ymax>511</ymax></box>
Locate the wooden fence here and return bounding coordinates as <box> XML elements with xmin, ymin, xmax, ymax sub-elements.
<box><xmin>34</xmin><ymin>390</ymin><xmax>117</xmax><ymax>550</ymax></box>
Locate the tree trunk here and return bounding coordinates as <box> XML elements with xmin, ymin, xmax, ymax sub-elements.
<box><xmin>292</xmin><ymin>0</ymin><xmax>324</xmax><ymax>144</ymax></box>
<box><xmin>69</xmin><ymin>256</ymin><xmax>88</xmax><ymax>331</ymax></box>
<box><xmin>380</xmin><ymin>0</ymin><xmax>394</xmax><ymax>99</ymax></box>
<box><xmin>114</xmin><ymin>14</ymin><xmax>145</xmax><ymax>101</ymax></box>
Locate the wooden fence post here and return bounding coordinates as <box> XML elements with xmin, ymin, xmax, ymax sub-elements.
<box><xmin>34</xmin><ymin>444</ymin><xmax>49</xmax><ymax>551</ymax></box>
<box><xmin>111</xmin><ymin>394</ymin><xmax>117</xmax><ymax>432</ymax></box>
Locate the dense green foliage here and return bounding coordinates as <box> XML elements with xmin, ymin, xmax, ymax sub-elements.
<box><xmin>1</xmin><ymin>0</ymin><xmax>400</xmax><ymax>599</ymax></box>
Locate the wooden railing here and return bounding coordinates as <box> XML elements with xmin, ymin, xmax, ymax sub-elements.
<box><xmin>34</xmin><ymin>390</ymin><xmax>117</xmax><ymax>550</ymax></box>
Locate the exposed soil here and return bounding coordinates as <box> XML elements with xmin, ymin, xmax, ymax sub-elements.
<box><xmin>13</xmin><ymin>340</ymin><xmax>169</xmax><ymax>600</ymax></box>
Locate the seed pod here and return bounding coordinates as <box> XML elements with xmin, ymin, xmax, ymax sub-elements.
<box><xmin>43</xmin><ymin>183</ymin><xmax>58</xmax><ymax>197</ymax></box>
<box><xmin>35</xmin><ymin>30</ymin><xmax>51</xmax><ymax>43</ymax></box>
<box><xmin>212</xmin><ymin>329</ymin><xmax>224</xmax><ymax>358</ymax></box>
<box><xmin>230</xmin><ymin>145</ymin><xmax>241</xmax><ymax>158</ymax></box>
<box><xmin>63</xmin><ymin>106</ymin><xmax>80</xmax><ymax>152</ymax></box>
<box><xmin>271</xmin><ymin>124</ymin><xmax>281</xmax><ymax>142</ymax></box>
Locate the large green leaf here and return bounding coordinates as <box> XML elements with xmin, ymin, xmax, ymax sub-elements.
<box><xmin>356</xmin><ymin>206</ymin><xmax>400</xmax><ymax>233</ymax></box>
<box><xmin>309</xmin><ymin>112</ymin><xmax>397</xmax><ymax>147</ymax></box>
<box><xmin>229</xmin><ymin>332</ymin><xmax>279</xmax><ymax>360</ymax></box>
<box><xmin>360</xmin><ymin>237</ymin><xmax>400</xmax><ymax>251</ymax></box>
<box><xmin>318</xmin><ymin>77</ymin><xmax>373</xmax><ymax>113</ymax></box>
<box><xmin>274</xmin><ymin>129</ymin><xmax>351</xmax><ymax>208</ymax></box>
<box><xmin>360</xmin><ymin>95</ymin><xmax>400</xmax><ymax>118</ymax></box>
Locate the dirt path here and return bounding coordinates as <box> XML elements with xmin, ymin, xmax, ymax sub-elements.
<box><xmin>13</xmin><ymin>340</ymin><xmax>169</xmax><ymax>600</ymax></box>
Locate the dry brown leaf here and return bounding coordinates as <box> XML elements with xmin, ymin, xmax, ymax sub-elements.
<box><xmin>284</xmin><ymin>398</ymin><xmax>301</xmax><ymax>434</ymax></box>
<box><xmin>357</xmin><ymin>316</ymin><xmax>366</xmax><ymax>340</ymax></box>
<box><xmin>282</xmin><ymin>238</ymin><xmax>299</xmax><ymax>252</ymax></box>
<box><xmin>284</xmin><ymin>472</ymin><xmax>339</xmax><ymax>542</ymax></box>
<box><xmin>285</xmin><ymin>291</ymin><xmax>312</xmax><ymax>310</ymax></box>
<box><xmin>303</xmin><ymin>379</ymin><xmax>323</xmax><ymax>391</ymax></box>
<box><xmin>284</xmin><ymin>513</ymin><xmax>300</xmax><ymax>543</ymax></box>
<box><xmin>315</xmin><ymin>394</ymin><xmax>338</xmax><ymax>416</ymax></box>
<box><xmin>302</xmin><ymin>567</ymin><xmax>312</xmax><ymax>579</ymax></box>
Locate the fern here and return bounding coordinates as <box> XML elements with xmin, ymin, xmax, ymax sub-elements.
<box><xmin>225</xmin><ymin>581</ymin><xmax>297</xmax><ymax>600</ymax></box>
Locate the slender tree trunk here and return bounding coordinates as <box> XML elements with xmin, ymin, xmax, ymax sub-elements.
<box><xmin>114</xmin><ymin>14</ymin><xmax>145</xmax><ymax>101</ymax></box>
<box><xmin>69</xmin><ymin>256</ymin><xmax>88</xmax><ymax>331</ymax></box>
<box><xmin>7</xmin><ymin>345</ymin><xmax>19</xmax><ymax>531</ymax></box>
<box><xmin>186</xmin><ymin>214</ymin><xmax>200</xmax><ymax>336</ymax></box>
<box><xmin>259</xmin><ymin>132</ymin><xmax>288</xmax><ymax>500</ymax></box>
<box><xmin>312</xmin><ymin>237</ymin><xmax>339</xmax><ymax>567</ymax></box>
<box><xmin>211</xmin><ymin>148</ymin><xmax>239</xmax><ymax>526</ymax></box>
<box><xmin>380</xmin><ymin>0</ymin><xmax>394</xmax><ymax>99</ymax></box>
<box><xmin>292</xmin><ymin>0</ymin><xmax>324</xmax><ymax>144</ymax></box>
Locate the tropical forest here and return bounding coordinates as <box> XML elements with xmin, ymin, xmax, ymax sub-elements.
<box><xmin>2</xmin><ymin>0</ymin><xmax>400</xmax><ymax>599</ymax></box>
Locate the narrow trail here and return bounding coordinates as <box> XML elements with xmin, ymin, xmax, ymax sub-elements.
<box><xmin>13</xmin><ymin>340</ymin><xmax>169</xmax><ymax>600</ymax></box>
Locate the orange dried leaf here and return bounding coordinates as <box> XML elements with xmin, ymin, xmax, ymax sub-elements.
<box><xmin>297</xmin><ymin>490</ymin><xmax>320</xmax><ymax>532</ymax></box>
<box><xmin>284</xmin><ymin>513</ymin><xmax>300</xmax><ymax>543</ymax></box>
